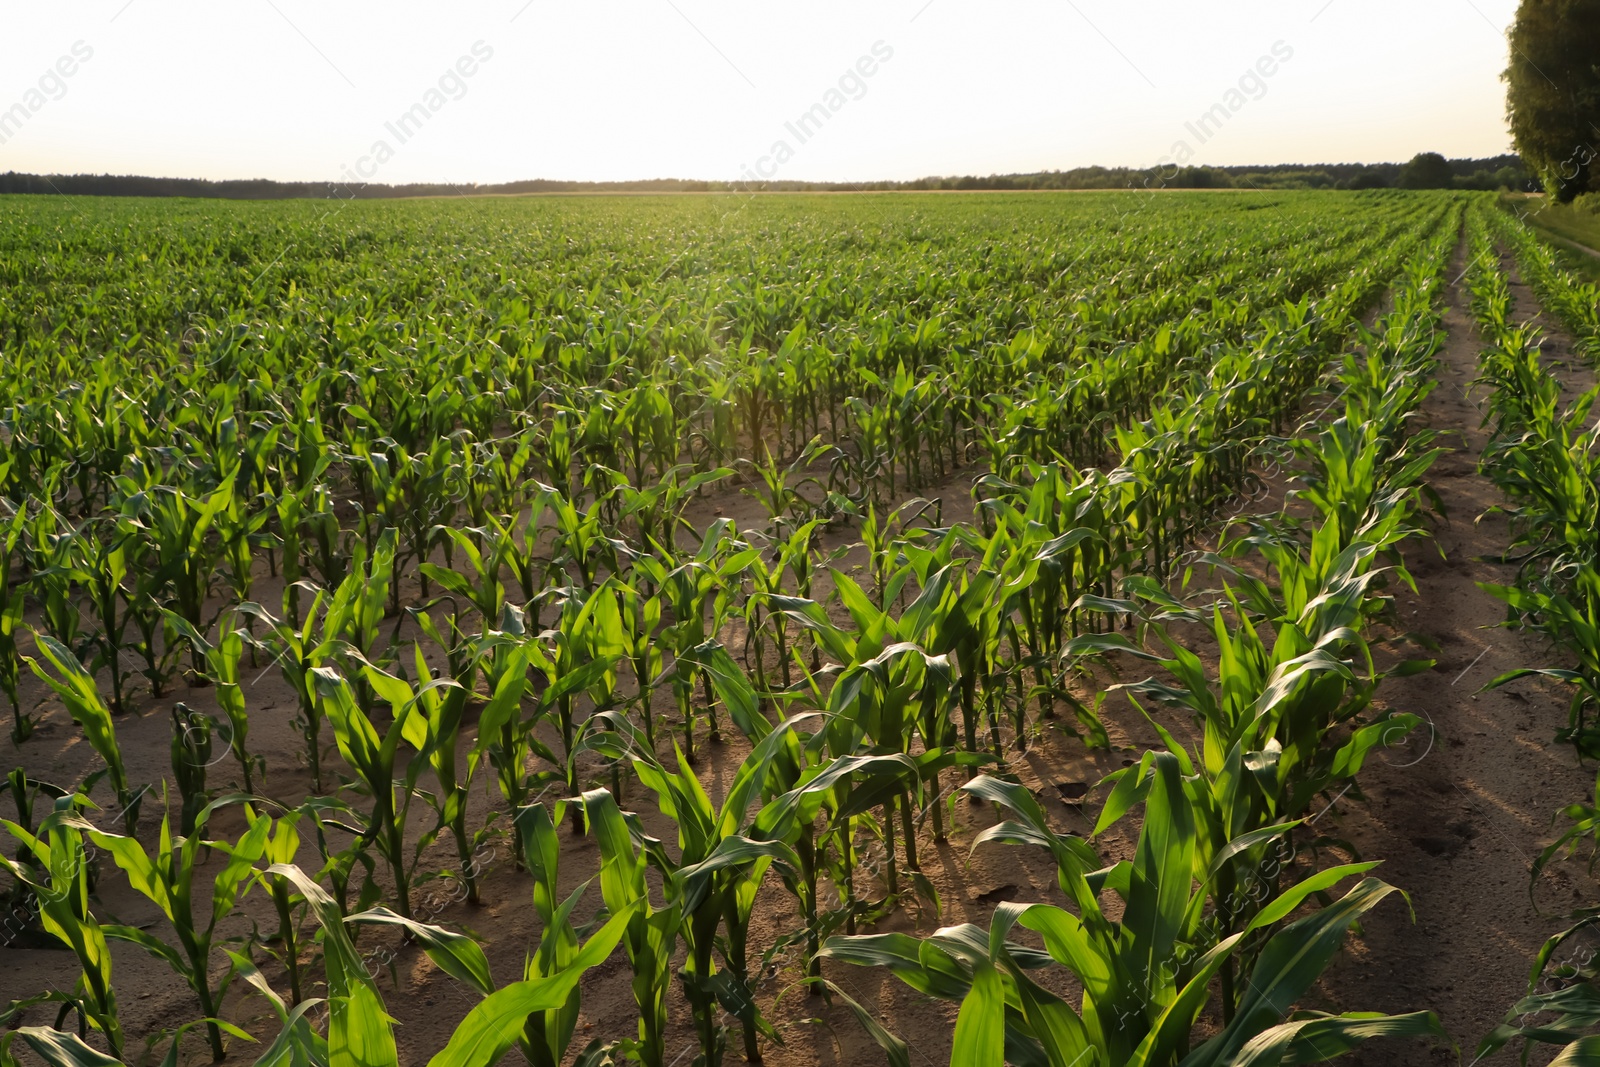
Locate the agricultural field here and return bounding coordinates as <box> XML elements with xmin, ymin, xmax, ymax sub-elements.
<box><xmin>5</xmin><ymin>187</ymin><xmax>1600</xmax><ymax>1067</ymax></box>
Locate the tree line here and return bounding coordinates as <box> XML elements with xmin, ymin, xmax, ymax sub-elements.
<box><xmin>0</xmin><ymin>156</ymin><xmax>1534</xmax><ymax>201</ymax></box>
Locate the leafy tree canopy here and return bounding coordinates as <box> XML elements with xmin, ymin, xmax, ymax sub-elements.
<box><xmin>1399</xmin><ymin>152</ymin><xmax>1456</xmax><ymax>189</ymax></box>
<box><xmin>1505</xmin><ymin>0</ymin><xmax>1600</xmax><ymax>201</ymax></box>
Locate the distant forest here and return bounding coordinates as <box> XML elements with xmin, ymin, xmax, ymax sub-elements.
<box><xmin>0</xmin><ymin>155</ymin><xmax>1533</xmax><ymax>200</ymax></box>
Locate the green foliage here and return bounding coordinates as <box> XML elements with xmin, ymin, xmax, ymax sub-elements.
<box><xmin>85</xmin><ymin>798</ymin><xmax>271</xmax><ymax>1061</ymax></box>
<box><xmin>1504</xmin><ymin>0</ymin><xmax>1600</xmax><ymax>201</ymax></box>
<box><xmin>1</xmin><ymin>803</ymin><xmax>124</xmax><ymax>1059</ymax></box>
<box><xmin>25</xmin><ymin>635</ymin><xmax>141</xmax><ymax>834</ymax></box>
<box><xmin>828</xmin><ymin>756</ymin><xmax>1443</xmax><ymax>1066</ymax></box>
<box><xmin>1399</xmin><ymin>152</ymin><xmax>1456</xmax><ymax>190</ymax></box>
<box><xmin>0</xmin><ymin>191</ymin><xmax>1472</xmax><ymax>1065</ymax></box>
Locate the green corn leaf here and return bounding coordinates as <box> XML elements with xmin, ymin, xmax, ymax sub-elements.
<box><xmin>807</xmin><ymin>980</ymin><xmax>910</xmax><ymax>1067</ymax></box>
<box><xmin>347</xmin><ymin>907</ymin><xmax>495</xmax><ymax>996</ymax></box>
<box><xmin>3</xmin><ymin>1028</ymin><xmax>123</xmax><ymax>1067</ymax></box>
<box><xmin>427</xmin><ymin>901</ymin><xmax>638</xmax><ymax>1067</ymax></box>
<box><xmin>1192</xmin><ymin>877</ymin><xmax>1405</xmax><ymax>1066</ymax></box>
<box><xmin>951</xmin><ymin>963</ymin><xmax>1007</xmax><ymax>1067</ymax></box>
<box><xmin>1221</xmin><ymin>1010</ymin><xmax>1446</xmax><ymax>1065</ymax></box>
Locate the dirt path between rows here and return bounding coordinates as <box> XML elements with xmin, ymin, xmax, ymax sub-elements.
<box><xmin>1312</xmin><ymin>237</ymin><xmax>1600</xmax><ymax>1065</ymax></box>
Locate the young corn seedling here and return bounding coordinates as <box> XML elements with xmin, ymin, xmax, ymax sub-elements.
<box><xmin>295</xmin><ymin>795</ymin><xmax>382</xmax><ymax>919</ymax></box>
<box><xmin>515</xmin><ymin>802</ymin><xmax>585</xmax><ymax>1067</ymax></box>
<box><xmin>254</xmin><ymin>810</ymin><xmax>310</xmax><ymax>1006</ymax></box>
<box><xmin>221</xmin><ymin>949</ymin><xmax>327</xmax><ymax>1066</ymax></box>
<box><xmin>25</xmin><ymin>506</ymin><xmax>87</xmax><ymax>658</ymax></box>
<box><xmin>1479</xmin><ymin>910</ymin><xmax>1600</xmax><ymax>1064</ymax></box>
<box><xmin>527</xmin><ymin>585</ymin><xmax>626</xmax><ymax>831</ymax></box>
<box><xmin>584</xmin><ymin>722</ymin><xmax>808</xmax><ymax>1065</ymax></box>
<box><xmin>302</xmin><ymin>482</ymin><xmax>352</xmax><ymax>592</ymax></box>
<box><xmin>26</xmin><ymin>635</ymin><xmax>142</xmax><ymax>835</ymax></box>
<box><xmin>482</xmin><ymin>504</ymin><xmax>551</xmax><ymax>626</ymax></box>
<box><xmin>619</xmin><ymin>466</ymin><xmax>733</xmax><ymax>554</ymax></box>
<box><xmin>323</xmin><ymin>527</ymin><xmax>400</xmax><ymax>665</ymax></box>
<box><xmin>266</xmin><ymin>860</ymin><xmax>638</xmax><ymax>1067</ymax></box>
<box><xmin>169</xmin><ymin>703</ymin><xmax>217</xmax><ymax>837</ymax></box>
<box><xmin>577</xmin><ymin>786</ymin><xmax>680</xmax><ymax>1067</ymax></box>
<box><xmin>238</xmin><ymin>593</ymin><xmax>333</xmax><ymax>792</ymax></box>
<box><xmin>312</xmin><ymin>665</ymin><xmax>427</xmax><ymax>919</ymax></box>
<box><xmin>0</xmin><ymin>504</ymin><xmax>30</xmax><ymax>742</ymax></box>
<box><xmin>365</xmin><ymin>639</ymin><xmax>523</xmax><ymax>906</ymax></box>
<box><xmin>547</xmin><ymin>486</ymin><xmax>628</xmax><ymax>592</ymax></box>
<box><xmin>515</xmin><ymin>801</ymin><xmax>654</xmax><ymax>1067</ymax></box>
<box><xmin>640</xmin><ymin>521</ymin><xmax>759</xmax><ymax>762</ymax></box>
<box><xmin>168</xmin><ymin>612</ymin><xmax>258</xmax><ymax>793</ymax></box>
<box><xmin>826</xmin><ymin>757</ymin><xmax>1443</xmax><ymax>1066</ymax></box>
<box><xmin>752</xmin><ymin>751</ymin><xmax>936</xmax><ymax>983</ymax></box>
<box><xmin>141</xmin><ymin>476</ymin><xmax>236</xmax><ymax>655</ymax></box>
<box><xmin>420</xmin><ymin>525</ymin><xmax>512</xmax><ymax>629</ymax></box>
<box><xmin>84</xmin><ymin>797</ymin><xmax>270</xmax><ymax>1062</ymax></box>
<box><xmin>619</xmin><ymin>582</ymin><xmax>665</xmax><ymax>749</ymax></box>
<box><xmin>0</xmin><ymin>801</ymin><xmax>124</xmax><ymax>1059</ymax></box>
<box><xmin>72</xmin><ymin>516</ymin><xmax>141</xmax><ymax>716</ymax></box>
<box><xmin>466</xmin><ymin>633</ymin><xmax>554</xmax><ymax>858</ymax></box>
<box><xmin>216</xmin><ymin>479</ymin><xmax>270</xmax><ymax>607</ymax></box>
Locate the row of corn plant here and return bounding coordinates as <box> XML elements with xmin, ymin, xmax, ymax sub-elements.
<box><xmin>1460</xmin><ymin>198</ymin><xmax>1600</xmax><ymax>1065</ymax></box>
<box><xmin>809</xmin><ymin>213</ymin><xmax>1463</xmax><ymax>1064</ymax></box>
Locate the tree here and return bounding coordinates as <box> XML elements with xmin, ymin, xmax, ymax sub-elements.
<box><xmin>1171</xmin><ymin>166</ymin><xmax>1233</xmax><ymax>189</ymax></box>
<box><xmin>1398</xmin><ymin>152</ymin><xmax>1455</xmax><ymax>189</ymax></box>
<box><xmin>1347</xmin><ymin>167</ymin><xmax>1391</xmax><ymax>190</ymax></box>
<box><xmin>1504</xmin><ymin>0</ymin><xmax>1600</xmax><ymax>202</ymax></box>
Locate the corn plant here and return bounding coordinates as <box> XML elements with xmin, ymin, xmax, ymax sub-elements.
<box><xmin>582</xmin><ymin>723</ymin><xmax>810</xmax><ymax>1065</ymax></box>
<box><xmin>826</xmin><ymin>756</ymin><xmax>1443</xmax><ymax>1065</ymax></box>
<box><xmin>578</xmin><ymin>785</ymin><xmax>679</xmax><ymax>1067</ymax></box>
<box><xmin>254</xmin><ymin>811</ymin><xmax>310</xmax><ymax>1006</ymax></box>
<box><xmin>482</xmin><ymin>506</ymin><xmax>551</xmax><ymax>623</ymax></box>
<box><xmin>222</xmin><ymin>950</ymin><xmax>327</xmax><ymax>1067</ymax></box>
<box><xmin>515</xmin><ymin>801</ymin><xmax>651</xmax><ymax>1067</ymax></box>
<box><xmin>619</xmin><ymin>582</ymin><xmax>666</xmax><ymax>749</ymax></box>
<box><xmin>267</xmin><ymin>858</ymin><xmax>639</xmax><ymax>1067</ymax></box>
<box><xmin>311</xmin><ymin>665</ymin><xmax>426</xmax><ymax>919</ymax></box>
<box><xmin>71</xmin><ymin>515</ymin><xmax>144</xmax><ymax>716</ymax></box>
<box><xmin>295</xmin><ymin>795</ymin><xmax>382</xmax><ymax>920</ymax></box>
<box><xmin>640</xmin><ymin>522</ymin><xmax>759</xmax><ymax>762</ymax></box>
<box><xmin>85</xmin><ymin>797</ymin><xmax>270</xmax><ymax>1061</ymax></box>
<box><xmin>324</xmin><ymin>527</ymin><xmax>400</xmax><ymax>664</ymax></box>
<box><xmin>23</xmin><ymin>505</ymin><xmax>86</xmax><ymax>661</ymax></box>
<box><xmin>619</xmin><ymin>465</ymin><xmax>733</xmax><ymax>553</ymax></box>
<box><xmin>466</xmin><ymin>630</ymin><xmax>557</xmax><ymax>854</ymax></box>
<box><xmin>168</xmin><ymin>612</ymin><xmax>257</xmax><ymax>792</ymax></box>
<box><xmin>0</xmin><ymin>504</ymin><xmax>30</xmax><ymax>741</ymax></box>
<box><xmin>528</xmin><ymin>586</ymin><xmax>626</xmax><ymax>829</ymax></box>
<box><xmin>238</xmin><ymin>594</ymin><xmax>334</xmax><ymax>792</ymax></box>
<box><xmin>0</xmin><ymin>1026</ymin><xmax>129</xmax><ymax>1067</ymax></box>
<box><xmin>140</xmin><ymin>476</ymin><xmax>237</xmax><ymax>647</ymax></box>
<box><xmin>0</xmin><ymin>802</ymin><xmax>124</xmax><ymax>1060</ymax></box>
<box><xmin>26</xmin><ymin>635</ymin><xmax>142</xmax><ymax>835</ymax></box>
<box><xmin>365</xmin><ymin>640</ymin><xmax>524</xmax><ymax>905</ymax></box>
<box><xmin>750</xmin><ymin>750</ymin><xmax>952</xmax><ymax>993</ymax></box>
<box><xmin>1479</xmin><ymin>908</ymin><xmax>1600</xmax><ymax>1064</ymax></box>
<box><xmin>168</xmin><ymin>703</ymin><xmax>217</xmax><ymax>837</ymax></box>
<box><xmin>420</xmin><ymin>525</ymin><xmax>512</xmax><ymax>626</ymax></box>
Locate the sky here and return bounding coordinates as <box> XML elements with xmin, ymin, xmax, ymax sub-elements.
<box><xmin>0</xmin><ymin>0</ymin><xmax>1523</xmax><ymax>185</ymax></box>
